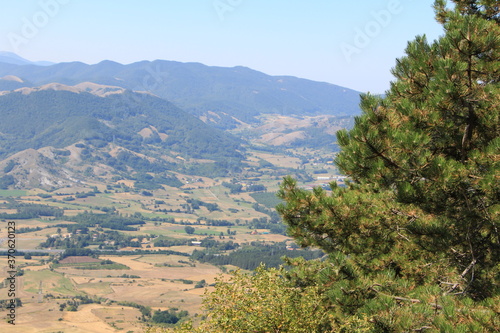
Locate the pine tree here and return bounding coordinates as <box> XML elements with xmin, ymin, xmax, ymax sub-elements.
<box><xmin>275</xmin><ymin>0</ymin><xmax>499</xmax><ymax>331</ymax></box>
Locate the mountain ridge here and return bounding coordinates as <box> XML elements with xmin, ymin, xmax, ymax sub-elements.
<box><xmin>0</xmin><ymin>81</ymin><xmax>151</xmax><ymax>97</ymax></box>
<box><xmin>0</xmin><ymin>56</ymin><xmax>362</xmax><ymax>128</ymax></box>
<box><xmin>0</xmin><ymin>51</ymin><xmax>54</xmax><ymax>66</ymax></box>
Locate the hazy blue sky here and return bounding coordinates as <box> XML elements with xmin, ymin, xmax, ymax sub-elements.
<box><xmin>0</xmin><ymin>0</ymin><xmax>444</xmax><ymax>94</ymax></box>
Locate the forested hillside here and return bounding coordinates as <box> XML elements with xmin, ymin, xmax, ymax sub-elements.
<box><xmin>0</xmin><ymin>88</ymin><xmax>243</xmax><ymax>161</ymax></box>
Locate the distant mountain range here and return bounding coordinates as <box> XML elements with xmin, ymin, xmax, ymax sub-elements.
<box><xmin>0</xmin><ymin>54</ymin><xmax>362</xmax><ymax>128</ymax></box>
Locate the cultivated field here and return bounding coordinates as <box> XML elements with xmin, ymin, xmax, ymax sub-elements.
<box><xmin>0</xmin><ymin>147</ymin><xmax>338</xmax><ymax>332</ymax></box>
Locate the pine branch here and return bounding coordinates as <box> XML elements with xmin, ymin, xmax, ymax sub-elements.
<box><xmin>460</xmin><ymin>258</ymin><xmax>477</xmax><ymax>279</ymax></box>
<box><xmin>438</xmin><ymin>258</ymin><xmax>478</xmax><ymax>295</ymax></box>
<box><xmin>361</xmin><ymin>135</ymin><xmax>402</xmax><ymax>170</ymax></box>
<box><xmin>440</xmin><ymin>281</ymin><xmax>461</xmax><ymax>294</ymax></box>
<box><xmin>369</xmin><ymin>285</ymin><xmax>443</xmax><ymax>310</ymax></box>
<box><xmin>391</xmin><ymin>208</ymin><xmax>418</xmax><ymax>222</ymax></box>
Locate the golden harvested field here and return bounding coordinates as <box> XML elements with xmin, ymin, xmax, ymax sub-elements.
<box><xmin>76</xmin><ymin>281</ymin><xmax>114</xmax><ymax>295</ymax></box>
<box><xmin>232</xmin><ymin>231</ymin><xmax>292</xmax><ymax>244</ymax></box>
<box><xmin>158</xmin><ymin>245</ymin><xmax>204</xmax><ymax>254</ymax></box>
<box><xmin>0</xmin><ymin>302</ymin><xmax>143</xmax><ymax>333</ymax></box>
<box><xmin>21</xmin><ymin>263</ymin><xmax>51</xmax><ymax>271</ymax></box>
<box><xmin>98</xmin><ymin>255</ymin><xmax>222</xmax><ymax>282</ymax></box>
<box><xmin>10</xmin><ymin>236</ymin><xmax>45</xmax><ymax>249</ymax></box>
<box><xmin>253</xmin><ymin>152</ymin><xmax>302</xmax><ymax>169</ymax></box>
<box><xmin>91</xmin><ymin>305</ymin><xmax>144</xmax><ymax>332</ymax></box>
<box><xmin>133</xmin><ymin>254</ymin><xmax>189</xmax><ymax>265</ymax></box>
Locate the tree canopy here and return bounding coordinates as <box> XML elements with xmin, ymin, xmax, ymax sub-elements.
<box><xmin>172</xmin><ymin>1</ymin><xmax>499</xmax><ymax>332</ymax></box>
